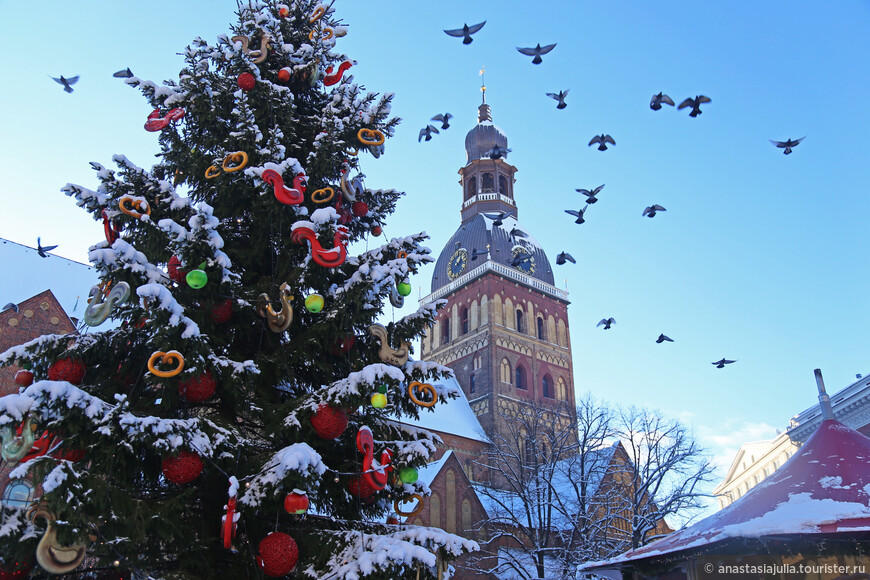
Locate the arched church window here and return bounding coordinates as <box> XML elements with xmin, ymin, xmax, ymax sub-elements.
<box><xmin>516</xmin><ymin>308</ymin><xmax>524</xmax><ymax>334</ymax></box>
<box><xmin>441</xmin><ymin>317</ymin><xmax>451</xmax><ymax>343</ymax></box>
<box><xmin>515</xmin><ymin>365</ymin><xmax>527</xmax><ymax>390</ymax></box>
<box><xmin>469</xmin><ymin>373</ymin><xmax>476</xmax><ymax>394</ymax></box>
<box><xmin>460</xmin><ymin>306</ymin><xmax>469</xmax><ymax>335</ymax></box>
<box><xmin>537</xmin><ymin>317</ymin><xmax>545</xmax><ymax>340</ymax></box>
<box><xmin>499</xmin><ymin>175</ymin><xmax>508</xmax><ymax>195</ymax></box>
<box><xmin>462</xmin><ymin>499</ymin><xmax>473</xmax><ymax>534</ymax></box>
<box><xmin>465</xmin><ymin>176</ymin><xmax>477</xmax><ymax>200</ymax></box>
<box><xmin>500</xmin><ymin>358</ymin><xmax>511</xmax><ymax>383</ymax></box>
<box><xmin>557</xmin><ymin>377</ymin><xmax>566</xmax><ymax>401</ymax></box>
<box><xmin>482</xmin><ymin>173</ymin><xmax>494</xmax><ymax>193</ymax></box>
<box><xmin>430</xmin><ymin>493</ymin><xmax>441</xmax><ymax>528</ymax></box>
<box><xmin>446</xmin><ymin>470</ymin><xmax>457</xmax><ymax>533</ymax></box>
<box><xmin>542</xmin><ymin>375</ymin><xmax>553</xmax><ymax>399</ymax></box>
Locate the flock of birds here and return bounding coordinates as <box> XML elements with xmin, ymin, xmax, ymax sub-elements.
<box><xmin>436</xmin><ymin>20</ymin><xmax>780</xmax><ymax>370</ymax></box>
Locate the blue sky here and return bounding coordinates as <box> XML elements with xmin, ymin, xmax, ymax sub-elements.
<box><xmin>1</xmin><ymin>0</ymin><xmax>869</xmax><ymax>505</ymax></box>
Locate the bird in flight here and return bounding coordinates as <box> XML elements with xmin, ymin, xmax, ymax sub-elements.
<box><xmin>650</xmin><ymin>92</ymin><xmax>675</xmax><ymax>110</ymax></box>
<box><xmin>712</xmin><ymin>358</ymin><xmax>737</xmax><ymax>368</ymax></box>
<box><xmin>565</xmin><ymin>206</ymin><xmax>589</xmax><ymax>224</ymax></box>
<box><xmin>556</xmin><ymin>252</ymin><xmax>575</xmax><ymax>265</ymax></box>
<box><xmin>516</xmin><ymin>43</ymin><xmax>557</xmax><ymax>64</ymax></box>
<box><xmin>486</xmin><ymin>145</ymin><xmax>511</xmax><ymax>160</ymax></box>
<box><xmin>588</xmin><ymin>134</ymin><xmax>615</xmax><ymax>151</ymax></box>
<box><xmin>432</xmin><ymin>113</ymin><xmax>453</xmax><ymax>129</ymax></box>
<box><xmin>678</xmin><ymin>95</ymin><xmax>711</xmax><ymax>117</ymax></box>
<box><xmin>770</xmin><ymin>136</ymin><xmax>805</xmax><ymax>155</ymax></box>
<box><xmin>52</xmin><ymin>75</ymin><xmax>79</xmax><ymax>93</ymax></box>
<box><xmin>576</xmin><ymin>184</ymin><xmax>605</xmax><ymax>204</ymax></box>
<box><xmin>471</xmin><ymin>247</ymin><xmax>489</xmax><ymax>261</ymax></box>
<box><xmin>656</xmin><ymin>334</ymin><xmax>674</xmax><ymax>343</ymax></box>
<box><xmin>37</xmin><ymin>237</ymin><xmax>58</xmax><ymax>258</ymax></box>
<box><xmin>643</xmin><ymin>204</ymin><xmax>666</xmax><ymax>218</ymax></box>
<box><xmin>443</xmin><ymin>21</ymin><xmax>486</xmax><ymax>45</ymax></box>
<box><xmin>597</xmin><ymin>318</ymin><xmax>616</xmax><ymax>330</ymax></box>
<box><xmin>113</xmin><ymin>68</ymin><xmax>134</xmax><ymax>78</ymax></box>
<box><xmin>484</xmin><ymin>212</ymin><xmax>506</xmax><ymax>227</ymax></box>
<box><xmin>418</xmin><ymin>125</ymin><xmax>439</xmax><ymax>142</ymax></box>
<box><xmin>509</xmin><ymin>226</ymin><xmax>528</xmax><ymax>240</ymax></box>
<box><xmin>546</xmin><ymin>90</ymin><xmax>569</xmax><ymax>109</ymax></box>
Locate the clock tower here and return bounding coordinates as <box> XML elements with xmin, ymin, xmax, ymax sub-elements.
<box><xmin>420</xmin><ymin>98</ymin><xmax>577</xmax><ymax>446</ymax></box>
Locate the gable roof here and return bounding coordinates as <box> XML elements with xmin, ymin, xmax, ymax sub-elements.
<box><xmin>583</xmin><ymin>419</ymin><xmax>870</xmax><ymax>571</ymax></box>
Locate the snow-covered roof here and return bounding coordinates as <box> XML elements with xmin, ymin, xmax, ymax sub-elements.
<box><xmin>416</xmin><ymin>450</ymin><xmax>453</xmax><ymax>488</ymax></box>
<box><xmin>0</xmin><ymin>237</ymin><xmax>98</xmax><ymax>319</ymax></box>
<box><xmin>400</xmin><ymin>374</ymin><xmax>490</xmax><ymax>443</ymax></box>
<box><xmin>582</xmin><ymin>419</ymin><xmax>870</xmax><ymax>572</ymax></box>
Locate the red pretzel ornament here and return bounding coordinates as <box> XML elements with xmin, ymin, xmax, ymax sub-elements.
<box><xmin>262</xmin><ymin>169</ymin><xmax>306</xmax><ymax>205</ymax></box>
<box><xmin>356</xmin><ymin>426</ymin><xmax>393</xmax><ymax>491</ymax></box>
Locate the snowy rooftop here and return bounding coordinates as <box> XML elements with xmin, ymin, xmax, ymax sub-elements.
<box><xmin>399</xmin><ymin>374</ymin><xmax>490</xmax><ymax>443</ymax></box>
<box><xmin>582</xmin><ymin>419</ymin><xmax>870</xmax><ymax>572</ymax></box>
<box><xmin>0</xmin><ymin>237</ymin><xmax>98</xmax><ymax>319</ymax></box>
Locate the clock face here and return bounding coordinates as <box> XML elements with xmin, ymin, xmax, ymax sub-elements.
<box><xmin>510</xmin><ymin>246</ymin><xmax>536</xmax><ymax>275</ymax></box>
<box><xmin>447</xmin><ymin>248</ymin><xmax>468</xmax><ymax>280</ymax></box>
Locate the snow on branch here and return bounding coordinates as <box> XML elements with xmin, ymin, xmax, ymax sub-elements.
<box><xmin>239</xmin><ymin>443</ymin><xmax>327</xmax><ymax>508</ymax></box>
<box><xmin>136</xmin><ymin>283</ymin><xmax>201</xmax><ymax>339</ymax></box>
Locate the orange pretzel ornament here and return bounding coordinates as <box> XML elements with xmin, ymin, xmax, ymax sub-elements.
<box><xmin>408</xmin><ymin>381</ymin><xmax>438</xmax><ymax>408</ymax></box>
<box><xmin>119</xmin><ymin>196</ymin><xmax>151</xmax><ymax>218</ymax></box>
<box><xmin>394</xmin><ymin>494</ymin><xmax>424</xmax><ymax>518</ymax></box>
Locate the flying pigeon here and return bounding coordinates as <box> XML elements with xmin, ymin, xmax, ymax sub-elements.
<box><xmin>588</xmin><ymin>134</ymin><xmax>615</xmax><ymax>151</ymax></box>
<box><xmin>516</xmin><ymin>43</ymin><xmax>557</xmax><ymax>65</ymax></box>
<box><xmin>770</xmin><ymin>136</ymin><xmax>805</xmax><ymax>155</ymax></box>
<box><xmin>642</xmin><ymin>204</ymin><xmax>666</xmax><ymax>218</ymax></box>
<box><xmin>510</xmin><ymin>253</ymin><xmax>533</xmax><ymax>269</ymax></box>
<box><xmin>546</xmin><ymin>90</ymin><xmax>569</xmax><ymax>109</ymax></box>
<box><xmin>37</xmin><ymin>237</ymin><xmax>58</xmax><ymax>258</ymax></box>
<box><xmin>3</xmin><ymin>303</ymin><xmax>18</xmax><ymax>313</ymax></box>
<box><xmin>485</xmin><ymin>212</ymin><xmax>506</xmax><ymax>227</ymax></box>
<box><xmin>564</xmin><ymin>206</ymin><xmax>589</xmax><ymax>224</ymax></box>
<box><xmin>486</xmin><ymin>145</ymin><xmax>511</xmax><ymax>160</ymax></box>
<box><xmin>509</xmin><ymin>226</ymin><xmax>528</xmax><ymax>240</ymax></box>
<box><xmin>576</xmin><ymin>184</ymin><xmax>604</xmax><ymax>204</ymax></box>
<box><xmin>556</xmin><ymin>252</ymin><xmax>575</xmax><ymax>265</ymax></box>
<box><xmin>471</xmin><ymin>247</ymin><xmax>489</xmax><ymax>261</ymax></box>
<box><xmin>443</xmin><ymin>21</ymin><xmax>486</xmax><ymax>45</ymax></box>
<box><xmin>418</xmin><ymin>125</ymin><xmax>439</xmax><ymax>142</ymax></box>
<box><xmin>712</xmin><ymin>358</ymin><xmax>737</xmax><ymax>368</ymax></box>
<box><xmin>678</xmin><ymin>95</ymin><xmax>711</xmax><ymax>117</ymax></box>
<box><xmin>51</xmin><ymin>75</ymin><xmax>79</xmax><ymax>93</ymax></box>
<box><xmin>432</xmin><ymin>113</ymin><xmax>453</xmax><ymax>129</ymax></box>
<box><xmin>650</xmin><ymin>92</ymin><xmax>675</xmax><ymax>111</ymax></box>
<box><xmin>656</xmin><ymin>334</ymin><xmax>674</xmax><ymax>343</ymax></box>
<box><xmin>113</xmin><ymin>68</ymin><xmax>134</xmax><ymax>78</ymax></box>
<box><xmin>597</xmin><ymin>317</ymin><xmax>615</xmax><ymax>330</ymax></box>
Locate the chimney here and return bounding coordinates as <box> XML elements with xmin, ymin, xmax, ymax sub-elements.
<box><xmin>814</xmin><ymin>368</ymin><xmax>835</xmax><ymax>421</ymax></box>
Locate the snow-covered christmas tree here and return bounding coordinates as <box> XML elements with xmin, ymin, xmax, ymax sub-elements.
<box><xmin>0</xmin><ymin>1</ymin><xmax>476</xmax><ymax>577</ymax></box>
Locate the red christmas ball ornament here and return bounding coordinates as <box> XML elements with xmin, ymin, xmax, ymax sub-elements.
<box><xmin>371</xmin><ymin>225</ymin><xmax>382</xmax><ymax>237</ymax></box>
<box><xmin>257</xmin><ymin>532</ymin><xmax>298</xmax><ymax>577</ymax></box>
<box><xmin>162</xmin><ymin>451</ymin><xmax>203</xmax><ymax>484</ymax></box>
<box><xmin>14</xmin><ymin>369</ymin><xmax>33</xmax><ymax>387</ymax></box>
<box><xmin>168</xmin><ymin>255</ymin><xmax>187</xmax><ymax>283</ymax></box>
<box><xmin>283</xmin><ymin>490</ymin><xmax>309</xmax><ymax>514</ymax></box>
<box><xmin>237</xmin><ymin>72</ymin><xmax>256</xmax><ymax>92</ymax></box>
<box><xmin>277</xmin><ymin>67</ymin><xmax>291</xmax><ymax>83</ymax></box>
<box><xmin>48</xmin><ymin>357</ymin><xmax>86</xmax><ymax>385</ymax></box>
<box><xmin>351</xmin><ymin>201</ymin><xmax>369</xmax><ymax>217</ymax></box>
<box><xmin>386</xmin><ymin>515</ymin><xmax>400</xmax><ymax>525</ymax></box>
<box><xmin>58</xmin><ymin>447</ymin><xmax>87</xmax><ymax>463</ymax></box>
<box><xmin>178</xmin><ymin>371</ymin><xmax>216</xmax><ymax>403</ymax></box>
<box><xmin>347</xmin><ymin>476</ymin><xmax>376</xmax><ymax>502</ymax></box>
<box><xmin>310</xmin><ymin>404</ymin><xmax>348</xmax><ymax>439</ymax></box>
<box><xmin>278</xmin><ymin>5</ymin><xmax>290</xmax><ymax>18</ymax></box>
<box><xmin>330</xmin><ymin>334</ymin><xmax>355</xmax><ymax>355</ymax></box>
<box><xmin>209</xmin><ymin>299</ymin><xmax>234</xmax><ymax>324</ymax></box>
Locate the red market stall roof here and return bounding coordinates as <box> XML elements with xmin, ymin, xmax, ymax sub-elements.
<box><xmin>583</xmin><ymin>419</ymin><xmax>870</xmax><ymax>573</ymax></box>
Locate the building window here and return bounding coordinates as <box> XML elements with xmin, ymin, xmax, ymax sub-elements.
<box><xmin>482</xmin><ymin>173</ymin><xmax>494</xmax><ymax>193</ymax></box>
<box><xmin>499</xmin><ymin>175</ymin><xmax>508</xmax><ymax>195</ymax></box>
<box><xmin>515</xmin><ymin>366</ymin><xmax>527</xmax><ymax>390</ymax></box>
<box><xmin>1</xmin><ymin>480</ymin><xmax>34</xmax><ymax>509</ymax></box>
<box><xmin>441</xmin><ymin>318</ymin><xmax>450</xmax><ymax>343</ymax></box>
<box><xmin>542</xmin><ymin>375</ymin><xmax>553</xmax><ymax>399</ymax></box>
<box><xmin>460</xmin><ymin>307</ymin><xmax>469</xmax><ymax>335</ymax></box>
<box><xmin>516</xmin><ymin>309</ymin><xmax>524</xmax><ymax>334</ymax></box>
<box><xmin>500</xmin><ymin>358</ymin><xmax>511</xmax><ymax>383</ymax></box>
<box><xmin>429</xmin><ymin>493</ymin><xmax>441</xmax><ymax>528</ymax></box>
<box><xmin>465</xmin><ymin>176</ymin><xmax>477</xmax><ymax>200</ymax></box>
<box><xmin>446</xmin><ymin>470</ymin><xmax>456</xmax><ymax>533</ymax></box>
<box><xmin>537</xmin><ymin>317</ymin><xmax>545</xmax><ymax>340</ymax></box>
<box><xmin>462</xmin><ymin>499</ymin><xmax>473</xmax><ymax>534</ymax></box>
<box><xmin>469</xmin><ymin>373</ymin><xmax>476</xmax><ymax>394</ymax></box>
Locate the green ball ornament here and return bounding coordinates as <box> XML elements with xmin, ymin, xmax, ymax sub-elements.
<box><xmin>399</xmin><ymin>467</ymin><xmax>419</xmax><ymax>484</ymax></box>
<box><xmin>305</xmin><ymin>294</ymin><xmax>324</xmax><ymax>313</ymax></box>
<box><xmin>371</xmin><ymin>393</ymin><xmax>387</xmax><ymax>408</ymax></box>
<box><xmin>186</xmin><ymin>269</ymin><xmax>208</xmax><ymax>289</ymax></box>
<box><xmin>397</xmin><ymin>282</ymin><xmax>412</xmax><ymax>297</ymax></box>
<box><xmin>377</xmin><ymin>384</ymin><xmax>388</xmax><ymax>394</ymax></box>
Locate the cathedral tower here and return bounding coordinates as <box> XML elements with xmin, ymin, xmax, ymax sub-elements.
<box><xmin>420</xmin><ymin>98</ymin><xmax>576</xmax><ymax>445</ymax></box>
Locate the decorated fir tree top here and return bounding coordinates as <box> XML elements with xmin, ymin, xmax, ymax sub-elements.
<box><xmin>0</xmin><ymin>1</ymin><xmax>476</xmax><ymax>578</ymax></box>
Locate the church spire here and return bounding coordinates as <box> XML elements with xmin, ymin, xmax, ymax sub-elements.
<box><xmin>478</xmin><ymin>66</ymin><xmax>492</xmax><ymax>123</ymax></box>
